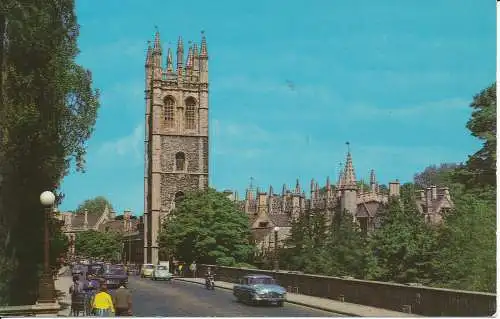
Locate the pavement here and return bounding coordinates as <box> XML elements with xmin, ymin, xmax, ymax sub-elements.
<box><xmin>54</xmin><ymin>268</ymin><xmax>73</xmax><ymax>316</ymax></box>
<box><xmin>174</xmin><ymin>277</ymin><xmax>419</xmax><ymax>317</ymax></box>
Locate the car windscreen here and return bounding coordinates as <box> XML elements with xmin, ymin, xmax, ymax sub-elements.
<box><xmin>105</xmin><ymin>268</ymin><xmax>126</xmax><ymax>276</ymax></box>
<box><xmin>156</xmin><ymin>266</ymin><xmax>167</xmax><ymax>270</ymax></box>
<box><xmin>249</xmin><ymin>278</ymin><xmax>275</xmax><ymax>285</ymax></box>
<box><xmin>88</xmin><ymin>265</ymin><xmax>103</xmax><ymax>274</ymax></box>
<box><xmin>144</xmin><ymin>265</ymin><xmax>154</xmax><ymax>269</ymax></box>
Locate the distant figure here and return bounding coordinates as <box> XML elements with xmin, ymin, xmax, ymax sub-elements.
<box><xmin>179</xmin><ymin>263</ymin><xmax>184</xmax><ymax>277</ymax></box>
<box><xmin>69</xmin><ymin>275</ymin><xmax>85</xmax><ymax>316</ymax></box>
<box><xmin>189</xmin><ymin>262</ymin><xmax>197</xmax><ymax>278</ymax></box>
<box><xmin>113</xmin><ymin>283</ymin><xmax>133</xmax><ymax>316</ymax></box>
<box><xmin>92</xmin><ymin>282</ymin><xmax>115</xmax><ymax>316</ymax></box>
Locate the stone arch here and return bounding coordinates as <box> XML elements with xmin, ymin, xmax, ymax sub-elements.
<box><xmin>175</xmin><ymin>152</ymin><xmax>186</xmax><ymax>171</ymax></box>
<box><xmin>184</xmin><ymin>96</ymin><xmax>197</xmax><ymax>130</ymax></box>
<box><xmin>164</xmin><ymin>96</ymin><xmax>175</xmax><ymax>127</ymax></box>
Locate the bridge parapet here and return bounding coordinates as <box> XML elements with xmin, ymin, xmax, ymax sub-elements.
<box><xmin>200</xmin><ymin>264</ymin><xmax>496</xmax><ymax>316</ymax></box>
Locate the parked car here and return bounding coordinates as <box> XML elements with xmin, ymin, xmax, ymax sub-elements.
<box><xmin>102</xmin><ymin>266</ymin><xmax>128</xmax><ymax>289</ymax></box>
<box><xmin>233</xmin><ymin>274</ymin><xmax>286</xmax><ymax>306</ymax></box>
<box><xmin>151</xmin><ymin>265</ymin><xmax>173</xmax><ymax>281</ymax></box>
<box><xmin>140</xmin><ymin>264</ymin><xmax>155</xmax><ymax>278</ymax></box>
<box><xmin>87</xmin><ymin>263</ymin><xmax>104</xmax><ymax>277</ymax></box>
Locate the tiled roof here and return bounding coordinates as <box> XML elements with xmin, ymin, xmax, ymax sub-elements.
<box><xmin>71</xmin><ymin>212</ymin><xmax>100</xmax><ymax>228</ymax></box>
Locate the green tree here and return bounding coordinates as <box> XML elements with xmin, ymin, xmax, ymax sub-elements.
<box><xmin>323</xmin><ymin>209</ymin><xmax>372</xmax><ymax>279</ymax></box>
<box><xmin>413</xmin><ymin>163</ymin><xmax>460</xmax><ymax>189</ymax></box>
<box><xmin>0</xmin><ymin>0</ymin><xmax>99</xmax><ymax>305</ymax></box>
<box><xmin>49</xmin><ymin>218</ymin><xmax>69</xmax><ymax>269</ymax></box>
<box><xmin>74</xmin><ymin>230</ymin><xmax>122</xmax><ymax>261</ymax></box>
<box><xmin>158</xmin><ymin>189</ymin><xmax>255</xmax><ymax>266</ymax></box>
<box><xmin>367</xmin><ymin>189</ymin><xmax>437</xmax><ymax>284</ymax></box>
<box><xmin>75</xmin><ymin>196</ymin><xmax>113</xmax><ymax>215</ymax></box>
<box><xmin>454</xmin><ymin>83</ymin><xmax>496</xmax><ymax>189</ymax></box>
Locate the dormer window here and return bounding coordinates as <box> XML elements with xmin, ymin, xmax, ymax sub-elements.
<box><xmin>258</xmin><ymin>221</ymin><xmax>269</xmax><ymax>228</ymax></box>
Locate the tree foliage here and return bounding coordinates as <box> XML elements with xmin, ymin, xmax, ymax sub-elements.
<box><xmin>0</xmin><ymin>0</ymin><xmax>99</xmax><ymax>304</ymax></box>
<box><xmin>158</xmin><ymin>189</ymin><xmax>255</xmax><ymax>266</ymax></box>
<box><xmin>413</xmin><ymin>163</ymin><xmax>460</xmax><ymax>189</ymax></box>
<box><xmin>75</xmin><ymin>196</ymin><xmax>113</xmax><ymax>215</ymax></box>
<box><xmin>74</xmin><ymin>230</ymin><xmax>122</xmax><ymax>261</ymax></box>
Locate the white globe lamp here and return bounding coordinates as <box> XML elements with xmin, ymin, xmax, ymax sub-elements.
<box><xmin>40</xmin><ymin>191</ymin><xmax>56</xmax><ymax>207</ymax></box>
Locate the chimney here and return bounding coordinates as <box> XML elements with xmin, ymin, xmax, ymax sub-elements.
<box><xmin>84</xmin><ymin>209</ymin><xmax>88</xmax><ymax>230</ymax></box>
<box><xmin>388</xmin><ymin>180</ymin><xmax>400</xmax><ymax>197</ymax></box>
<box><xmin>416</xmin><ymin>190</ymin><xmax>425</xmax><ymax>201</ymax></box>
<box><xmin>442</xmin><ymin>187</ymin><xmax>451</xmax><ymax>200</ymax></box>
<box><xmin>109</xmin><ymin>210</ymin><xmax>116</xmax><ymax>220</ymax></box>
<box><xmin>431</xmin><ymin>185</ymin><xmax>437</xmax><ymax>200</ymax></box>
<box><xmin>123</xmin><ymin>210</ymin><xmax>132</xmax><ymax>232</ymax></box>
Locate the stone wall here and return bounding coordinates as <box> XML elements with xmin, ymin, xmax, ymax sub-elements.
<box><xmin>199</xmin><ymin>264</ymin><xmax>496</xmax><ymax>316</ymax></box>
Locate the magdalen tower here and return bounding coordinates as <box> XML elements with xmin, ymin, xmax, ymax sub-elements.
<box><xmin>143</xmin><ymin>30</ymin><xmax>209</xmax><ymax>264</ymax></box>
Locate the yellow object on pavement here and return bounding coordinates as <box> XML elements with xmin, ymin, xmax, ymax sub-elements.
<box><xmin>92</xmin><ymin>291</ymin><xmax>115</xmax><ymax>313</ymax></box>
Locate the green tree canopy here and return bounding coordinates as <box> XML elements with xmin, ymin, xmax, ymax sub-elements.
<box><xmin>158</xmin><ymin>189</ymin><xmax>255</xmax><ymax>266</ymax></box>
<box><xmin>413</xmin><ymin>163</ymin><xmax>461</xmax><ymax>189</ymax></box>
<box><xmin>454</xmin><ymin>83</ymin><xmax>496</xmax><ymax>189</ymax></box>
<box><xmin>74</xmin><ymin>230</ymin><xmax>122</xmax><ymax>261</ymax></box>
<box><xmin>75</xmin><ymin>196</ymin><xmax>113</xmax><ymax>215</ymax></box>
<box><xmin>0</xmin><ymin>0</ymin><xmax>99</xmax><ymax>305</ymax></box>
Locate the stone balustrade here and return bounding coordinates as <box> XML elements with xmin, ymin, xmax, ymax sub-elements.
<box><xmin>0</xmin><ymin>303</ymin><xmax>60</xmax><ymax>317</ymax></box>
<box><xmin>199</xmin><ymin>264</ymin><xmax>496</xmax><ymax>316</ymax></box>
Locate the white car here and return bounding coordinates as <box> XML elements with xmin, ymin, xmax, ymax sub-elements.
<box><xmin>151</xmin><ymin>264</ymin><xmax>173</xmax><ymax>281</ymax></box>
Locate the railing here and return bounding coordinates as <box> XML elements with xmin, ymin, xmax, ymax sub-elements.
<box><xmin>199</xmin><ymin>264</ymin><xmax>496</xmax><ymax>316</ymax></box>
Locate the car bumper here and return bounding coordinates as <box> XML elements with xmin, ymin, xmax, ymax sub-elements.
<box><xmin>142</xmin><ymin>272</ymin><xmax>153</xmax><ymax>277</ymax></box>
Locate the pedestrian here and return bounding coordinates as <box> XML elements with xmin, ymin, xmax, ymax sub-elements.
<box><xmin>69</xmin><ymin>275</ymin><xmax>85</xmax><ymax>316</ymax></box>
<box><xmin>92</xmin><ymin>281</ymin><xmax>115</xmax><ymax>317</ymax></box>
<box><xmin>179</xmin><ymin>263</ymin><xmax>183</xmax><ymax>277</ymax></box>
<box><xmin>189</xmin><ymin>262</ymin><xmax>197</xmax><ymax>278</ymax></box>
<box><xmin>113</xmin><ymin>283</ymin><xmax>133</xmax><ymax>316</ymax></box>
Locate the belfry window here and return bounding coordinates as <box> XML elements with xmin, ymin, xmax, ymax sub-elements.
<box><xmin>164</xmin><ymin>96</ymin><xmax>175</xmax><ymax>127</ymax></box>
<box><xmin>185</xmin><ymin>97</ymin><xmax>196</xmax><ymax>130</ymax></box>
<box><xmin>175</xmin><ymin>152</ymin><xmax>185</xmax><ymax>171</ymax></box>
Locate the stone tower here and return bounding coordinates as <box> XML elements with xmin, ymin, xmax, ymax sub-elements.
<box><xmin>339</xmin><ymin>145</ymin><xmax>358</xmax><ymax>217</ymax></box>
<box><xmin>143</xmin><ymin>30</ymin><xmax>209</xmax><ymax>264</ymax></box>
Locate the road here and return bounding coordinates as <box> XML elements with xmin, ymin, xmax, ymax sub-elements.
<box><xmin>129</xmin><ymin>276</ymin><xmax>340</xmax><ymax>316</ymax></box>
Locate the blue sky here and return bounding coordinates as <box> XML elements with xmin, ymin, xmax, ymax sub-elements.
<box><xmin>59</xmin><ymin>0</ymin><xmax>495</xmax><ymax>215</ymax></box>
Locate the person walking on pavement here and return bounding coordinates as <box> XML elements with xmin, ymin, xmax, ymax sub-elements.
<box><xmin>113</xmin><ymin>283</ymin><xmax>133</xmax><ymax>316</ymax></box>
<box><xmin>69</xmin><ymin>275</ymin><xmax>85</xmax><ymax>316</ymax></box>
<box><xmin>189</xmin><ymin>261</ymin><xmax>197</xmax><ymax>278</ymax></box>
<box><xmin>92</xmin><ymin>282</ymin><xmax>115</xmax><ymax>317</ymax></box>
<box><xmin>178</xmin><ymin>263</ymin><xmax>184</xmax><ymax>277</ymax></box>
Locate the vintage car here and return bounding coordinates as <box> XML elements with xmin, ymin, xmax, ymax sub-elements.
<box><xmin>102</xmin><ymin>266</ymin><xmax>128</xmax><ymax>289</ymax></box>
<box><xmin>151</xmin><ymin>264</ymin><xmax>173</xmax><ymax>281</ymax></box>
<box><xmin>233</xmin><ymin>274</ymin><xmax>287</xmax><ymax>306</ymax></box>
<box><xmin>140</xmin><ymin>264</ymin><xmax>155</xmax><ymax>278</ymax></box>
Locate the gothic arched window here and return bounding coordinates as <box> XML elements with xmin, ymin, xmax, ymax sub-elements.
<box><xmin>164</xmin><ymin>96</ymin><xmax>175</xmax><ymax>127</ymax></box>
<box><xmin>175</xmin><ymin>152</ymin><xmax>185</xmax><ymax>171</ymax></box>
<box><xmin>184</xmin><ymin>97</ymin><xmax>196</xmax><ymax>130</ymax></box>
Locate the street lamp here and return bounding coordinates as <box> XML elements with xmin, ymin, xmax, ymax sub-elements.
<box><xmin>38</xmin><ymin>191</ymin><xmax>57</xmax><ymax>304</ymax></box>
<box><xmin>273</xmin><ymin>226</ymin><xmax>280</xmax><ymax>272</ymax></box>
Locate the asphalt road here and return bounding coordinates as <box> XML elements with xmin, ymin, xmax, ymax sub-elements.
<box><xmin>129</xmin><ymin>276</ymin><xmax>340</xmax><ymax>317</ymax></box>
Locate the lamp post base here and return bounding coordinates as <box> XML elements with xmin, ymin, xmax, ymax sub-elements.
<box><xmin>37</xmin><ymin>272</ymin><xmax>56</xmax><ymax>304</ymax></box>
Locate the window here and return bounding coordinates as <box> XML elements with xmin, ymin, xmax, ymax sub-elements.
<box><xmin>258</xmin><ymin>221</ymin><xmax>269</xmax><ymax>228</ymax></box>
<box><xmin>184</xmin><ymin>97</ymin><xmax>196</xmax><ymax>130</ymax></box>
<box><xmin>164</xmin><ymin>96</ymin><xmax>175</xmax><ymax>127</ymax></box>
<box><xmin>175</xmin><ymin>152</ymin><xmax>185</xmax><ymax>171</ymax></box>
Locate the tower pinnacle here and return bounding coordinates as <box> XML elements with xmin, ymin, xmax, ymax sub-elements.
<box><xmin>200</xmin><ymin>30</ymin><xmax>208</xmax><ymax>57</ymax></box>
<box><xmin>342</xmin><ymin>143</ymin><xmax>357</xmax><ymax>189</ymax></box>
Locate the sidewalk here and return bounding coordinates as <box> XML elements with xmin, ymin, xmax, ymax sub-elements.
<box><xmin>54</xmin><ymin>270</ymin><xmax>73</xmax><ymax>317</ymax></box>
<box><xmin>174</xmin><ymin>277</ymin><xmax>419</xmax><ymax>317</ymax></box>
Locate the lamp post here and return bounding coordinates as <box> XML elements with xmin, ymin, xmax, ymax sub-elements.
<box><xmin>273</xmin><ymin>226</ymin><xmax>280</xmax><ymax>272</ymax></box>
<box><xmin>38</xmin><ymin>190</ymin><xmax>56</xmax><ymax>304</ymax></box>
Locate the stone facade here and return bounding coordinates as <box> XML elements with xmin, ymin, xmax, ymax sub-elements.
<box><xmin>227</xmin><ymin>150</ymin><xmax>454</xmax><ymax>254</ymax></box>
<box><xmin>143</xmin><ymin>30</ymin><xmax>209</xmax><ymax>264</ymax></box>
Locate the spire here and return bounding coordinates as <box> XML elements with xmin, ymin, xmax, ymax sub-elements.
<box><xmin>337</xmin><ymin>162</ymin><xmax>344</xmax><ymax>188</ymax></box>
<box><xmin>166</xmin><ymin>47</ymin><xmax>173</xmax><ymax>72</ymax></box>
<box><xmin>310</xmin><ymin>178</ymin><xmax>315</xmax><ymax>193</ymax></box>
<box><xmin>282</xmin><ymin>184</ymin><xmax>287</xmax><ymax>195</ymax></box>
<box><xmin>145</xmin><ymin>41</ymin><xmax>152</xmax><ymax>67</ymax></box>
<box><xmin>176</xmin><ymin>36</ymin><xmax>184</xmax><ymax>68</ymax></box>
<box><xmin>200</xmin><ymin>30</ymin><xmax>208</xmax><ymax>57</ymax></box>
<box><xmin>295</xmin><ymin>179</ymin><xmax>301</xmax><ymax>193</ymax></box>
<box><xmin>315</xmin><ymin>181</ymin><xmax>319</xmax><ymax>191</ymax></box>
<box><xmin>326</xmin><ymin>176</ymin><xmax>331</xmax><ymax>191</ymax></box>
<box><xmin>268</xmin><ymin>185</ymin><xmax>273</xmax><ymax>195</ymax></box>
<box><xmin>192</xmin><ymin>43</ymin><xmax>199</xmax><ymax>71</ymax></box>
<box><xmin>186</xmin><ymin>42</ymin><xmax>193</xmax><ymax>69</ymax></box>
<box><xmin>153</xmin><ymin>27</ymin><xmax>162</xmax><ymax>54</ymax></box>
<box><xmin>370</xmin><ymin>169</ymin><xmax>376</xmax><ymax>185</ymax></box>
<box><xmin>342</xmin><ymin>142</ymin><xmax>357</xmax><ymax>189</ymax></box>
